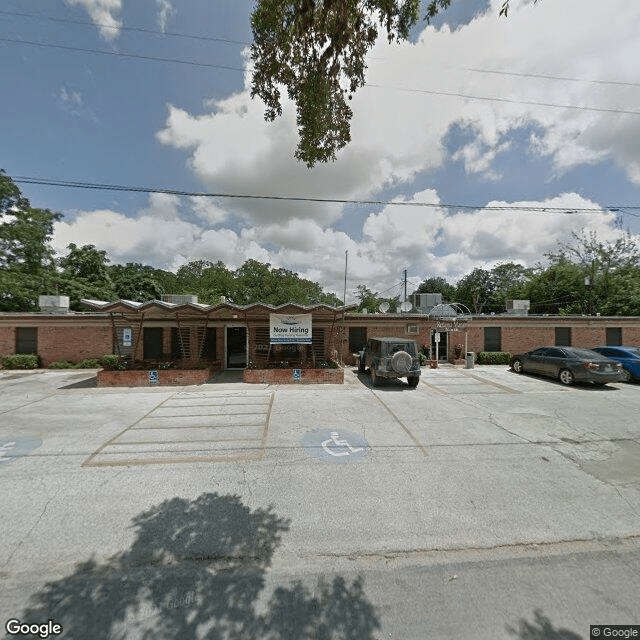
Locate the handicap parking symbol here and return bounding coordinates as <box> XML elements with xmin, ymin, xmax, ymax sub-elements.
<box><xmin>148</xmin><ymin>369</ymin><xmax>159</xmax><ymax>384</ymax></box>
<box><xmin>302</xmin><ymin>429</ymin><xmax>369</xmax><ymax>463</ymax></box>
<box><xmin>293</xmin><ymin>368</ymin><xmax>301</xmax><ymax>381</ymax></box>
<box><xmin>0</xmin><ymin>437</ymin><xmax>42</xmax><ymax>466</ymax></box>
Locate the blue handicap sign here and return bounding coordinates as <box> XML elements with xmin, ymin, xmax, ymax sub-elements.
<box><xmin>293</xmin><ymin>368</ymin><xmax>301</xmax><ymax>381</ymax></box>
<box><xmin>148</xmin><ymin>369</ymin><xmax>159</xmax><ymax>384</ymax></box>
<box><xmin>302</xmin><ymin>429</ymin><xmax>369</xmax><ymax>464</ymax></box>
<box><xmin>0</xmin><ymin>437</ymin><xmax>42</xmax><ymax>466</ymax></box>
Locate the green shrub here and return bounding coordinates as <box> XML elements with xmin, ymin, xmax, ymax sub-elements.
<box><xmin>76</xmin><ymin>359</ymin><xmax>101</xmax><ymax>368</ymax></box>
<box><xmin>476</xmin><ymin>351</ymin><xmax>512</xmax><ymax>365</ymax></box>
<box><xmin>418</xmin><ymin>353</ymin><xmax>427</xmax><ymax>366</ymax></box>
<box><xmin>100</xmin><ymin>354</ymin><xmax>127</xmax><ymax>370</ymax></box>
<box><xmin>2</xmin><ymin>354</ymin><xmax>40</xmax><ymax>369</ymax></box>
<box><xmin>49</xmin><ymin>361</ymin><xmax>75</xmax><ymax>369</ymax></box>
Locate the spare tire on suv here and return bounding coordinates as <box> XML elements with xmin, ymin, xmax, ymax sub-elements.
<box><xmin>358</xmin><ymin>338</ymin><xmax>422</xmax><ymax>388</ymax></box>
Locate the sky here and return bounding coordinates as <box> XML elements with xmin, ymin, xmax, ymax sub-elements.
<box><xmin>3</xmin><ymin>0</ymin><xmax>640</xmax><ymax>303</ymax></box>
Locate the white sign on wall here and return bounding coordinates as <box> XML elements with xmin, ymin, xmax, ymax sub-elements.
<box><xmin>269</xmin><ymin>314</ymin><xmax>312</xmax><ymax>344</ymax></box>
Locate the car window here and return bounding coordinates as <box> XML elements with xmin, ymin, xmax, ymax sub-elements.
<box><xmin>530</xmin><ymin>348</ymin><xmax>547</xmax><ymax>356</ymax></box>
<box><xmin>546</xmin><ymin>348</ymin><xmax>565</xmax><ymax>358</ymax></box>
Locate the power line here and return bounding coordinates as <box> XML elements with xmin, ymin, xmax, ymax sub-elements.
<box><xmin>0</xmin><ymin>37</ymin><xmax>246</xmax><ymax>72</ymax></box>
<box><xmin>13</xmin><ymin>175</ymin><xmax>640</xmax><ymax>215</ymax></box>
<box><xmin>464</xmin><ymin>67</ymin><xmax>640</xmax><ymax>89</ymax></box>
<box><xmin>0</xmin><ymin>9</ymin><xmax>250</xmax><ymax>46</ymax></box>
<box><xmin>364</xmin><ymin>83</ymin><xmax>640</xmax><ymax>117</ymax></box>
<box><xmin>3</xmin><ymin>37</ymin><xmax>640</xmax><ymax>117</ymax></box>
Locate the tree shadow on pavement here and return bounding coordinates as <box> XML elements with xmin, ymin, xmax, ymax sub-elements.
<box><xmin>13</xmin><ymin>493</ymin><xmax>380</xmax><ymax>640</ymax></box>
<box><xmin>507</xmin><ymin>609</ymin><xmax>583</xmax><ymax>640</ymax></box>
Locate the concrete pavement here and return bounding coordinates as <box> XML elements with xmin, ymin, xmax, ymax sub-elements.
<box><xmin>1</xmin><ymin>365</ymin><xmax>639</xmax><ymax>639</ymax></box>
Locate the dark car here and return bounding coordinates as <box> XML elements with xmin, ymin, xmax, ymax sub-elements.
<box><xmin>511</xmin><ymin>346</ymin><xmax>624</xmax><ymax>386</ymax></box>
<box><xmin>590</xmin><ymin>346</ymin><xmax>640</xmax><ymax>382</ymax></box>
<box><xmin>358</xmin><ymin>337</ymin><xmax>421</xmax><ymax>387</ymax></box>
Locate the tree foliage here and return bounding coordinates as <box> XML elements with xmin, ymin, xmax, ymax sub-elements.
<box><xmin>250</xmin><ymin>0</ymin><xmax>534</xmax><ymax>166</ymax></box>
<box><xmin>0</xmin><ymin>170</ymin><xmax>61</xmax><ymax>310</ymax></box>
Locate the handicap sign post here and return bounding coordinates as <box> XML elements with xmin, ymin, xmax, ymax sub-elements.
<box><xmin>302</xmin><ymin>429</ymin><xmax>369</xmax><ymax>463</ymax></box>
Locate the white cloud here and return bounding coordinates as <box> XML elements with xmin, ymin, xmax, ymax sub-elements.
<box><xmin>53</xmin><ymin>0</ymin><xmax>640</xmax><ymax>301</ymax></box>
<box><xmin>52</xmin><ymin>190</ymin><xmax>638</xmax><ymax>303</ymax></box>
<box><xmin>156</xmin><ymin>0</ymin><xmax>175</xmax><ymax>32</ymax></box>
<box><xmin>64</xmin><ymin>0</ymin><xmax>123</xmax><ymax>41</ymax></box>
<box><xmin>57</xmin><ymin>85</ymin><xmax>98</xmax><ymax>122</ymax></box>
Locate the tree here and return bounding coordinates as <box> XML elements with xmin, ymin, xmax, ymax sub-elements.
<box><xmin>545</xmin><ymin>230</ymin><xmax>640</xmax><ymax>315</ymax></box>
<box><xmin>353</xmin><ymin>285</ymin><xmax>398</xmax><ymax>313</ymax></box>
<box><xmin>250</xmin><ymin>0</ymin><xmax>533</xmax><ymax>166</ymax></box>
<box><xmin>455</xmin><ymin>268</ymin><xmax>495</xmax><ymax>314</ymax></box>
<box><xmin>0</xmin><ymin>170</ymin><xmax>61</xmax><ymax>310</ymax></box>
<box><xmin>414</xmin><ymin>276</ymin><xmax>456</xmax><ymax>302</ymax></box>
<box><xmin>57</xmin><ymin>243</ymin><xmax>117</xmax><ymax>309</ymax></box>
<box><xmin>109</xmin><ymin>263</ymin><xmax>167</xmax><ymax>302</ymax></box>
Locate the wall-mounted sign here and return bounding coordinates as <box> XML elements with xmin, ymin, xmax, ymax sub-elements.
<box><xmin>293</xmin><ymin>368</ymin><xmax>301</xmax><ymax>381</ymax></box>
<box><xmin>269</xmin><ymin>314</ymin><xmax>312</xmax><ymax>344</ymax></box>
<box><xmin>122</xmin><ymin>327</ymin><xmax>132</xmax><ymax>347</ymax></box>
<box><xmin>148</xmin><ymin>370</ymin><xmax>159</xmax><ymax>384</ymax></box>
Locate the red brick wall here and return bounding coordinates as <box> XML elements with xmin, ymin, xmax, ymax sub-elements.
<box><xmin>97</xmin><ymin>367</ymin><xmax>213</xmax><ymax>387</ymax></box>
<box><xmin>243</xmin><ymin>368</ymin><xmax>344</xmax><ymax>384</ymax></box>
<box><xmin>37</xmin><ymin>326</ymin><xmax>113</xmax><ymax>366</ymax></box>
<box><xmin>0</xmin><ymin>327</ymin><xmax>14</xmax><ymax>356</ymax></box>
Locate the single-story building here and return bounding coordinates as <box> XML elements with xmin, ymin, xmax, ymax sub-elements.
<box><xmin>1</xmin><ymin>295</ymin><xmax>639</xmax><ymax>368</ymax></box>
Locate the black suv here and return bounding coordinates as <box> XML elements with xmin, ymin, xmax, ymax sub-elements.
<box><xmin>358</xmin><ymin>337</ymin><xmax>421</xmax><ymax>387</ymax></box>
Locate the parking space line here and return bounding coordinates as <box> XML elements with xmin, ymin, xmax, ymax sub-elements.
<box><xmin>371</xmin><ymin>391</ymin><xmax>428</xmax><ymax>457</ymax></box>
<box><xmin>83</xmin><ymin>390</ymin><xmax>273</xmax><ymax>467</ymax></box>
<box><xmin>457</xmin><ymin>370</ymin><xmax>522</xmax><ymax>394</ymax></box>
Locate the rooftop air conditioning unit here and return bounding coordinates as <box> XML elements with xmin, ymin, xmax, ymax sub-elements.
<box><xmin>161</xmin><ymin>294</ymin><xmax>198</xmax><ymax>305</ymax></box>
<box><xmin>506</xmin><ymin>300</ymin><xmax>530</xmax><ymax>315</ymax></box>
<box><xmin>38</xmin><ymin>295</ymin><xmax>70</xmax><ymax>314</ymax></box>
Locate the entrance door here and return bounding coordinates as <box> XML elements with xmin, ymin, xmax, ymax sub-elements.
<box><xmin>143</xmin><ymin>328</ymin><xmax>163</xmax><ymax>359</ymax></box>
<box><xmin>226</xmin><ymin>326</ymin><xmax>247</xmax><ymax>368</ymax></box>
<box><xmin>431</xmin><ymin>330</ymin><xmax>448</xmax><ymax>360</ymax></box>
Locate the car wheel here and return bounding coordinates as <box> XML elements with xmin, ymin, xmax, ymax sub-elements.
<box><xmin>512</xmin><ymin>359</ymin><xmax>524</xmax><ymax>374</ymax></box>
<box><xmin>370</xmin><ymin>368</ymin><xmax>379</xmax><ymax>387</ymax></box>
<box><xmin>407</xmin><ymin>376</ymin><xmax>419</xmax><ymax>388</ymax></box>
<box><xmin>558</xmin><ymin>369</ymin><xmax>574</xmax><ymax>386</ymax></box>
<box><xmin>621</xmin><ymin>368</ymin><xmax>632</xmax><ymax>383</ymax></box>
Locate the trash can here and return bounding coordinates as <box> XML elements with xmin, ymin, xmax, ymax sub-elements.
<box><xmin>465</xmin><ymin>352</ymin><xmax>475</xmax><ymax>369</ymax></box>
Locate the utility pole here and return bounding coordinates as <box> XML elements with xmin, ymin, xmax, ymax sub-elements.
<box><xmin>404</xmin><ymin>269</ymin><xmax>407</xmax><ymax>302</ymax></box>
<box><xmin>343</xmin><ymin>250</ymin><xmax>348</xmax><ymax>307</ymax></box>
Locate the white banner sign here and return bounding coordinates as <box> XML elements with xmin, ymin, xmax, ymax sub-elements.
<box><xmin>269</xmin><ymin>314</ymin><xmax>312</xmax><ymax>344</ymax></box>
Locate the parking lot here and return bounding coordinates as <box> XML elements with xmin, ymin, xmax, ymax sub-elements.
<box><xmin>1</xmin><ymin>365</ymin><xmax>639</xmax><ymax>638</ymax></box>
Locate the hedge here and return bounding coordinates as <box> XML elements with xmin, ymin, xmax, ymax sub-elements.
<box><xmin>475</xmin><ymin>351</ymin><xmax>512</xmax><ymax>365</ymax></box>
<box><xmin>2</xmin><ymin>354</ymin><xmax>40</xmax><ymax>369</ymax></box>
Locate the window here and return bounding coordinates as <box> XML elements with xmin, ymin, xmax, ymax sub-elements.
<box><xmin>406</xmin><ymin>325</ymin><xmax>419</xmax><ymax>334</ymax></box>
<box><xmin>349</xmin><ymin>327</ymin><xmax>367</xmax><ymax>353</ymax></box>
<box><xmin>484</xmin><ymin>327</ymin><xmax>501</xmax><ymax>352</ymax></box>
<box><xmin>606</xmin><ymin>327</ymin><xmax>622</xmax><ymax>346</ymax></box>
<box><xmin>16</xmin><ymin>327</ymin><xmax>37</xmax><ymax>354</ymax></box>
<box><xmin>555</xmin><ymin>327</ymin><xmax>571</xmax><ymax>346</ymax></box>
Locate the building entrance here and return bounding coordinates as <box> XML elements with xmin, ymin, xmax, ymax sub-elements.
<box><xmin>226</xmin><ymin>326</ymin><xmax>247</xmax><ymax>368</ymax></box>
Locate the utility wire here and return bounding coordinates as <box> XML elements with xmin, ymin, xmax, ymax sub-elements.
<box><xmin>13</xmin><ymin>175</ymin><xmax>640</xmax><ymax>215</ymax></box>
<box><xmin>0</xmin><ymin>37</ymin><xmax>246</xmax><ymax>72</ymax></box>
<box><xmin>3</xmin><ymin>36</ymin><xmax>640</xmax><ymax>117</ymax></box>
<box><xmin>6</xmin><ymin>9</ymin><xmax>638</xmax><ymax>90</ymax></box>
<box><xmin>0</xmin><ymin>9</ymin><xmax>250</xmax><ymax>45</ymax></box>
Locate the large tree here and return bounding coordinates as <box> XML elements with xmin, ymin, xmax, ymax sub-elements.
<box><xmin>0</xmin><ymin>170</ymin><xmax>61</xmax><ymax>310</ymax></box>
<box><xmin>250</xmin><ymin>0</ymin><xmax>531</xmax><ymax>166</ymax></box>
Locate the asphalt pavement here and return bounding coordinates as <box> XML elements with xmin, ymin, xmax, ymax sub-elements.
<box><xmin>1</xmin><ymin>365</ymin><xmax>639</xmax><ymax>639</ymax></box>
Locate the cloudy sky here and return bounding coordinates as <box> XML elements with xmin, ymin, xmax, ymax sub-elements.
<box><xmin>3</xmin><ymin>0</ymin><xmax>640</xmax><ymax>302</ymax></box>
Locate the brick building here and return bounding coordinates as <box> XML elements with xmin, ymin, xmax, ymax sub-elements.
<box><xmin>1</xmin><ymin>295</ymin><xmax>639</xmax><ymax>368</ymax></box>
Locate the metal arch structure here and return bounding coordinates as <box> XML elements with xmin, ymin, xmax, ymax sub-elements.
<box><xmin>428</xmin><ymin>303</ymin><xmax>472</xmax><ymax>331</ymax></box>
